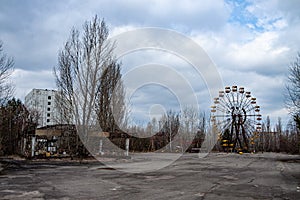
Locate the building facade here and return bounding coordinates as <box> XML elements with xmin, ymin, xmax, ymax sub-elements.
<box><xmin>25</xmin><ymin>89</ymin><xmax>61</xmax><ymax>127</ymax></box>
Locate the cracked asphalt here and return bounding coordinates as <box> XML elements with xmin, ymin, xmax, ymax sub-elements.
<box><xmin>0</xmin><ymin>153</ymin><xmax>300</xmax><ymax>200</ymax></box>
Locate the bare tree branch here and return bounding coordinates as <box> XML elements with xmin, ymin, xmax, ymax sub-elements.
<box><xmin>0</xmin><ymin>40</ymin><xmax>14</xmax><ymax>105</ymax></box>
<box><xmin>286</xmin><ymin>53</ymin><xmax>300</xmax><ymax>115</ymax></box>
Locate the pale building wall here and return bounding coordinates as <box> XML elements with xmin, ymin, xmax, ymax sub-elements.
<box><xmin>25</xmin><ymin>89</ymin><xmax>61</xmax><ymax>127</ymax></box>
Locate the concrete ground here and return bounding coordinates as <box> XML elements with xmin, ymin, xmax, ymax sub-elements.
<box><xmin>0</xmin><ymin>152</ymin><xmax>300</xmax><ymax>200</ymax></box>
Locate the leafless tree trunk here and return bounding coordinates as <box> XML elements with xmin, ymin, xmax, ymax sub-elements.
<box><xmin>0</xmin><ymin>41</ymin><xmax>14</xmax><ymax>105</ymax></box>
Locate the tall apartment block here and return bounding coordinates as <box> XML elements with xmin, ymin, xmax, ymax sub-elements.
<box><xmin>25</xmin><ymin>89</ymin><xmax>60</xmax><ymax>127</ymax></box>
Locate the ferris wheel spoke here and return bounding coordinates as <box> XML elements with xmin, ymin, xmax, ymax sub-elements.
<box><xmin>222</xmin><ymin>121</ymin><xmax>233</xmax><ymax>131</ymax></box>
<box><xmin>240</xmin><ymin>96</ymin><xmax>252</xmax><ymax>110</ymax></box>
<box><xmin>245</xmin><ymin>101</ymin><xmax>253</xmax><ymax>110</ymax></box>
<box><xmin>217</xmin><ymin>119</ymin><xmax>231</xmax><ymax>126</ymax></box>
<box><xmin>245</xmin><ymin>106</ymin><xmax>255</xmax><ymax>112</ymax></box>
<box><xmin>245</xmin><ymin>114</ymin><xmax>261</xmax><ymax>117</ymax></box>
<box><xmin>231</xmin><ymin>92</ymin><xmax>236</xmax><ymax>106</ymax></box>
<box><xmin>238</xmin><ymin>93</ymin><xmax>245</xmax><ymax>108</ymax></box>
<box><xmin>244</xmin><ymin>120</ymin><xmax>255</xmax><ymax>127</ymax></box>
<box><xmin>244</xmin><ymin>121</ymin><xmax>255</xmax><ymax>129</ymax></box>
<box><xmin>243</xmin><ymin>100</ymin><xmax>253</xmax><ymax>108</ymax></box>
<box><xmin>225</xmin><ymin>93</ymin><xmax>235</xmax><ymax>108</ymax></box>
<box><xmin>240</xmin><ymin>91</ymin><xmax>253</xmax><ymax>109</ymax></box>
<box><xmin>246</xmin><ymin>117</ymin><xmax>259</xmax><ymax>124</ymax></box>
<box><xmin>239</xmin><ymin>93</ymin><xmax>248</xmax><ymax>108</ymax></box>
<box><xmin>219</xmin><ymin>97</ymin><xmax>232</xmax><ymax>110</ymax></box>
<box><xmin>245</xmin><ymin>105</ymin><xmax>260</xmax><ymax>113</ymax></box>
<box><xmin>219</xmin><ymin>120</ymin><xmax>234</xmax><ymax>131</ymax></box>
<box><xmin>216</xmin><ymin>107</ymin><xmax>230</xmax><ymax>113</ymax></box>
<box><xmin>214</xmin><ymin>115</ymin><xmax>231</xmax><ymax>117</ymax></box>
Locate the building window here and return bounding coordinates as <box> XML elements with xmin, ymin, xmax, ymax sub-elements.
<box><xmin>48</xmin><ymin>102</ymin><xmax>51</xmax><ymax>105</ymax></box>
<box><xmin>47</xmin><ymin>113</ymin><xmax>50</xmax><ymax>117</ymax></box>
<box><xmin>48</xmin><ymin>96</ymin><xmax>51</xmax><ymax>100</ymax></box>
<box><xmin>47</xmin><ymin>119</ymin><xmax>50</xmax><ymax>123</ymax></box>
<box><xmin>47</xmin><ymin>107</ymin><xmax>50</xmax><ymax>111</ymax></box>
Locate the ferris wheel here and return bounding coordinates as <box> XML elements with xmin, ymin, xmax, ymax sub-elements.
<box><xmin>211</xmin><ymin>86</ymin><xmax>262</xmax><ymax>153</ymax></box>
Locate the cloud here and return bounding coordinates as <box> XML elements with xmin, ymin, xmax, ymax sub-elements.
<box><xmin>10</xmin><ymin>69</ymin><xmax>56</xmax><ymax>100</ymax></box>
<box><xmin>118</xmin><ymin>48</ymin><xmax>217</xmax><ymax>121</ymax></box>
<box><xmin>89</xmin><ymin>0</ymin><xmax>230</xmax><ymax>31</ymax></box>
<box><xmin>225</xmin><ymin>31</ymin><xmax>290</xmax><ymax>72</ymax></box>
<box><xmin>129</xmin><ymin>84</ymin><xmax>181</xmax><ymax>123</ymax></box>
<box><xmin>1</xmin><ymin>0</ymin><xmax>300</xmax><ymax>126</ymax></box>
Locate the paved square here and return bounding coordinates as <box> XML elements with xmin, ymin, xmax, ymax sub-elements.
<box><xmin>1</xmin><ymin>153</ymin><xmax>300</xmax><ymax>199</ymax></box>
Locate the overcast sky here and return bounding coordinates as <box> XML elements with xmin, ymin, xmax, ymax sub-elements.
<box><xmin>1</xmin><ymin>0</ymin><xmax>300</xmax><ymax>127</ymax></box>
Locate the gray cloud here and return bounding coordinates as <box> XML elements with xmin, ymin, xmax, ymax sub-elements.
<box><xmin>0</xmin><ymin>0</ymin><xmax>299</xmax><ymax>126</ymax></box>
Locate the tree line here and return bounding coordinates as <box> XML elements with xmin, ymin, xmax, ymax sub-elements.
<box><xmin>0</xmin><ymin>15</ymin><xmax>299</xmax><ymax>156</ymax></box>
<box><xmin>0</xmin><ymin>98</ymin><xmax>37</xmax><ymax>155</ymax></box>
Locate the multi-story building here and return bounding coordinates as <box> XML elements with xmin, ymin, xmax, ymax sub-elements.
<box><xmin>25</xmin><ymin>89</ymin><xmax>60</xmax><ymax>127</ymax></box>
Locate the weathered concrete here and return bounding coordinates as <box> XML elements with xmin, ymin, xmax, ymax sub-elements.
<box><xmin>0</xmin><ymin>153</ymin><xmax>299</xmax><ymax>199</ymax></box>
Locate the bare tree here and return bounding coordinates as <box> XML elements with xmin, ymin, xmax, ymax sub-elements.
<box><xmin>0</xmin><ymin>41</ymin><xmax>14</xmax><ymax>105</ymax></box>
<box><xmin>274</xmin><ymin>117</ymin><xmax>282</xmax><ymax>151</ymax></box>
<box><xmin>0</xmin><ymin>98</ymin><xmax>34</xmax><ymax>155</ymax></box>
<box><xmin>180</xmin><ymin>106</ymin><xmax>199</xmax><ymax>149</ymax></box>
<box><xmin>54</xmin><ymin>16</ymin><xmax>115</xmax><ymax>144</ymax></box>
<box><xmin>95</xmin><ymin>61</ymin><xmax>128</xmax><ymax>132</ymax></box>
<box><xmin>285</xmin><ymin>53</ymin><xmax>300</xmax><ymax>153</ymax></box>
<box><xmin>159</xmin><ymin>110</ymin><xmax>180</xmax><ymax>152</ymax></box>
<box><xmin>286</xmin><ymin>53</ymin><xmax>300</xmax><ymax>117</ymax></box>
